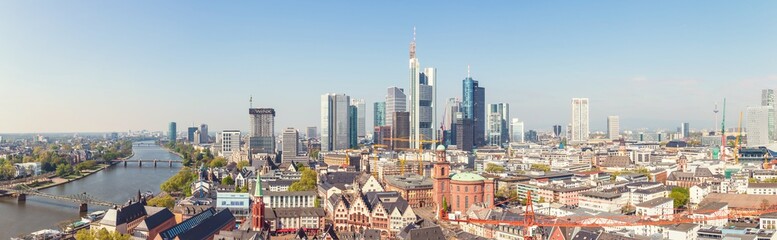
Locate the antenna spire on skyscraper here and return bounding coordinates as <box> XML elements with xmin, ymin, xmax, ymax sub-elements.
<box><xmin>467</xmin><ymin>65</ymin><xmax>471</xmax><ymax>78</ymax></box>
<box><xmin>409</xmin><ymin>26</ymin><xmax>417</xmax><ymax>59</ymax></box>
<box><xmin>250</xmin><ymin>95</ymin><xmax>253</xmax><ymax>108</ymax></box>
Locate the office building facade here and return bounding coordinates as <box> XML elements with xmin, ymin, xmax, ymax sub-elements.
<box><xmin>571</xmin><ymin>98</ymin><xmax>590</xmax><ymax>143</ymax></box>
<box><xmin>763</xmin><ymin>89</ymin><xmax>776</xmax><ymax>141</ymax></box>
<box><xmin>487</xmin><ymin>103</ymin><xmax>509</xmax><ymax>146</ymax></box>
<box><xmin>200</xmin><ymin>124</ymin><xmax>209</xmax><ymax>143</ymax></box>
<box><xmin>352</xmin><ymin>99</ymin><xmax>366</xmax><ymax>138</ymax></box>
<box><xmin>386</xmin><ymin>87</ymin><xmax>407</xmax><ymax>128</ymax></box>
<box><xmin>462</xmin><ymin>75</ymin><xmax>485</xmax><ymax>147</ymax></box>
<box><xmin>168</xmin><ymin>122</ymin><xmax>177</xmax><ymax>143</ymax></box>
<box><xmin>748</xmin><ymin>106</ymin><xmax>772</xmax><ymax>147</ymax></box>
<box><xmin>393</xmin><ymin>112</ymin><xmax>410</xmax><ymax>150</ymax></box>
<box><xmin>348</xmin><ymin>105</ymin><xmax>358</xmax><ymax>149</ymax></box>
<box><xmin>680</xmin><ymin>122</ymin><xmax>690</xmax><ymax>139</ymax></box>
<box><xmin>321</xmin><ymin>93</ymin><xmax>351</xmax><ymax>151</ymax></box>
<box><xmin>607</xmin><ymin>116</ymin><xmax>620</xmax><ymax>140</ymax></box>
<box><xmin>282</xmin><ymin>128</ymin><xmax>299</xmax><ymax>158</ymax></box>
<box><xmin>249</xmin><ymin>108</ymin><xmax>276</xmax><ymax>154</ymax></box>
<box><xmin>510</xmin><ymin>118</ymin><xmax>524</xmax><ymax>143</ymax></box>
<box><xmin>374</xmin><ymin>102</ymin><xmax>386</xmax><ymax>127</ymax></box>
<box><xmin>407</xmin><ymin>30</ymin><xmax>437</xmax><ymax>149</ymax></box>
<box><xmin>221</xmin><ymin>130</ymin><xmax>241</xmax><ymax>159</ymax></box>
<box><xmin>187</xmin><ymin>127</ymin><xmax>198</xmax><ymax>143</ymax></box>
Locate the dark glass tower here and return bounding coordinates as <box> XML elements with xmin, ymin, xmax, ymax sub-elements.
<box><xmin>462</xmin><ymin>77</ymin><xmax>485</xmax><ymax>147</ymax></box>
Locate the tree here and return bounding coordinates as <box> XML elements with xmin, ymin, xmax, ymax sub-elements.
<box><xmin>530</xmin><ymin>164</ymin><xmax>551</xmax><ymax>172</ymax></box>
<box><xmin>221</xmin><ymin>175</ymin><xmax>235</xmax><ymax>186</ymax></box>
<box><xmin>147</xmin><ymin>195</ymin><xmax>176</xmax><ymax>209</ymax></box>
<box><xmin>669</xmin><ymin>187</ymin><xmax>690</xmax><ymax>208</ymax></box>
<box><xmin>75</xmin><ymin>228</ymin><xmax>131</xmax><ymax>240</ymax></box>
<box><xmin>289</xmin><ymin>168</ymin><xmax>317</xmax><ymax>191</ymax></box>
<box><xmin>314</xmin><ymin>197</ymin><xmax>321</xmax><ymax>208</ymax></box>
<box><xmin>55</xmin><ymin>164</ymin><xmax>74</xmax><ymax>177</ymax></box>
<box><xmin>237</xmin><ymin>160</ymin><xmax>250</xmax><ymax>170</ymax></box>
<box><xmin>310</xmin><ymin>150</ymin><xmax>320</xmax><ymax>160</ymax></box>
<box><xmin>209</xmin><ymin>157</ymin><xmax>227</xmax><ymax>168</ymax></box>
<box><xmin>762</xmin><ymin>199</ymin><xmax>771</xmax><ymax>210</ymax></box>
<box><xmin>485</xmin><ymin>163</ymin><xmax>506</xmax><ymax>173</ymax></box>
<box><xmin>441</xmin><ymin>197</ymin><xmax>449</xmax><ymax>212</ymax></box>
<box><xmin>161</xmin><ymin>167</ymin><xmax>197</xmax><ymax>195</ymax></box>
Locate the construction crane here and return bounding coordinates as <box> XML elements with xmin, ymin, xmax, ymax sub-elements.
<box><xmin>384</xmin><ymin>136</ymin><xmax>440</xmax><ymax>175</ymax></box>
<box><xmin>440</xmin><ymin>191</ymin><xmax>777</xmax><ymax>240</ymax></box>
<box><xmin>735</xmin><ymin>111</ymin><xmax>743</xmax><ymax>164</ymax></box>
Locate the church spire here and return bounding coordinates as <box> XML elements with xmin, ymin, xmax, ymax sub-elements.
<box><xmin>409</xmin><ymin>26</ymin><xmax>416</xmax><ymax>59</ymax></box>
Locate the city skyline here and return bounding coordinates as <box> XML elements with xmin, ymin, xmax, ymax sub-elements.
<box><xmin>2</xmin><ymin>1</ymin><xmax>777</xmax><ymax>133</ymax></box>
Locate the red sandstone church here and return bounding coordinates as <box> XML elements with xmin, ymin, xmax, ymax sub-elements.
<box><xmin>432</xmin><ymin>145</ymin><xmax>496</xmax><ymax>215</ymax></box>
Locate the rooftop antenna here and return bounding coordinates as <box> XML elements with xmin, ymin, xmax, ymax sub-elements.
<box><xmin>250</xmin><ymin>95</ymin><xmax>253</xmax><ymax>108</ymax></box>
<box><xmin>409</xmin><ymin>26</ymin><xmax>417</xmax><ymax>59</ymax></box>
<box><xmin>713</xmin><ymin>102</ymin><xmax>719</xmax><ymax>134</ymax></box>
<box><xmin>467</xmin><ymin>65</ymin><xmax>471</xmax><ymax>78</ymax></box>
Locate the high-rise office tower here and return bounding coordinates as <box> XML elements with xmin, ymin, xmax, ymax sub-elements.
<box><xmin>510</xmin><ymin>118</ymin><xmax>524</xmax><ymax>143</ymax></box>
<box><xmin>249</xmin><ymin>108</ymin><xmax>276</xmax><ymax>154</ymax></box>
<box><xmin>763</xmin><ymin>89</ymin><xmax>775</xmax><ymax>141</ymax></box>
<box><xmin>680</xmin><ymin>122</ymin><xmax>690</xmax><ymax>139</ymax></box>
<box><xmin>199</xmin><ymin>124</ymin><xmax>209</xmax><ymax>143</ymax></box>
<box><xmin>220</xmin><ymin>130</ymin><xmax>240</xmax><ymax>159</ymax></box>
<box><xmin>526</xmin><ymin>130</ymin><xmax>539</xmax><ymax>143</ymax></box>
<box><xmin>321</xmin><ymin>93</ymin><xmax>351</xmax><ymax>151</ymax></box>
<box><xmin>168</xmin><ymin>122</ymin><xmax>177</xmax><ymax>143</ymax></box>
<box><xmin>187</xmin><ymin>127</ymin><xmax>198</xmax><ymax>143</ymax></box>
<box><xmin>462</xmin><ymin>71</ymin><xmax>486</xmax><ymax>147</ymax></box>
<box><xmin>487</xmin><ymin>103</ymin><xmax>510</xmax><ymax>146</ymax></box>
<box><xmin>393</xmin><ymin>112</ymin><xmax>411</xmax><ymax>150</ymax></box>
<box><xmin>747</xmin><ymin>106</ymin><xmax>772</xmax><ymax>147</ymax></box>
<box><xmin>386</xmin><ymin>87</ymin><xmax>407</xmax><ymax>128</ymax></box>
<box><xmin>348</xmin><ymin>105</ymin><xmax>358</xmax><ymax>149</ymax></box>
<box><xmin>407</xmin><ymin>29</ymin><xmax>437</xmax><ymax>149</ymax></box>
<box><xmin>193</xmin><ymin>130</ymin><xmax>201</xmax><ymax>145</ymax></box>
<box><xmin>352</xmin><ymin>99</ymin><xmax>366</xmax><ymax>138</ymax></box>
<box><xmin>455</xmin><ymin>113</ymin><xmax>474</xmax><ymax>152</ymax></box>
<box><xmin>307</xmin><ymin>127</ymin><xmax>317</xmax><ymax>139</ymax></box>
<box><xmin>282</xmin><ymin>128</ymin><xmax>299</xmax><ymax>158</ymax></box>
<box><xmin>553</xmin><ymin>125</ymin><xmax>562</xmax><ymax>138</ymax></box>
<box><xmin>443</xmin><ymin>98</ymin><xmax>461</xmax><ymax>145</ymax></box>
<box><xmin>607</xmin><ymin>116</ymin><xmax>620</xmax><ymax>140</ymax></box>
<box><xmin>571</xmin><ymin>98</ymin><xmax>590</xmax><ymax>142</ymax></box>
<box><xmin>374</xmin><ymin>102</ymin><xmax>386</xmax><ymax>127</ymax></box>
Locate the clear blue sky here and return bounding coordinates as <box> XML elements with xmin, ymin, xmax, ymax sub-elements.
<box><xmin>1</xmin><ymin>1</ymin><xmax>776</xmax><ymax>134</ymax></box>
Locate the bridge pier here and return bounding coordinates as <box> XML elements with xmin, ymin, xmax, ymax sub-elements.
<box><xmin>17</xmin><ymin>193</ymin><xmax>26</xmax><ymax>202</ymax></box>
<box><xmin>124</xmin><ymin>161</ymin><xmax>127</xmax><ymax>167</ymax></box>
<box><xmin>139</xmin><ymin>161</ymin><xmax>142</xmax><ymax>167</ymax></box>
<box><xmin>169</xmin><ymin>160</ymin><xmax>172</xmax><ymax>167</ymax></box>
<box><xmin>154</xmin><ymin>160</ymin><xmax>157</xmax><ymax>168</ymax></box>
<box><xmin>79</xmin><ymin>203</ymin><xmax>87</xmax><ymax>213</ymax></box>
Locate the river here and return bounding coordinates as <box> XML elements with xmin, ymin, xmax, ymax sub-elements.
<box><xmin>0</xmin><ymin>141</ymin><xmax>182</xmax><ymax>239</ymax></box>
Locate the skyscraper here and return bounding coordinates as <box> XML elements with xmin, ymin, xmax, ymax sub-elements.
<box><xmin>187</xmin><ymin>127</ymin><xmax>198</xmax><ymax>143</ymax></box>
<box><xmin>462</xmin><ymin>72</ymin><xmax>485</xmax><ymax>147</ymax></box>
<box><xmin>307</xmin><ymin>127</ymin><xmax>317</xmax><ymax>139</ymax></box>
<box><xmin>747</xmin><ymin>106</ymin><xmax>772</xmax><ymax>147</ymax></box>
<box><xmin>193</xmin><ymin>130</ymin><xmax>201</xmax><ymax>145</ymax></box>
<box><xmin>553</xmin><ymin>125</ymin><xmax>562</xmax><ymax>138</ymax></box>
<box><xmin>763</xmin><ymin>89</ymin><xmax>775</xmax><ymax>141</ymax></box>
<box><xmin>374</xmin><ymin>102</ymin><xmax>386</xmax><ymax>127</ymax></box>
<box><xmin>510</xmin><ymin>118</ymin><xmax>524</xmax><ymax>143</ymax></box>
<box><xmin>487</xmin><ymin>103</ymin><xmax>509</xmax><ymax>146</ymax></box>
<box><xmin>407</xmin><ymin>29</ymin><xmax>437</xmax><ymax>149</ymax></box>
<box><xmin>443</xmin><ymin>98</ymin><xmax>461</xmax><ymax>146</ymax></box>
<box><xmin>571</xmin><ymin>98</ymin><xmax>590</xmax><ymax>143</ymax></box>
<box><xmin>199</xmin><ymin>124</ymin><xmax>209</xmax><ymax>143</ymax></box>
<box><xmin>455</xmin><ymin>115</ymin><xmax>474</xmax><ymax>152</ymax></box>
<box><xmin>168</xmin><ymin>122</ymin><xmax>177</xmax><ymax>143</ymax></box>
<box><xmin>352</xmin><ymin>99</ymin><xmax>366</xmax><ymax>138</ymax></box>
<box><xmin>321</xmin><ymin>93</ymin><xmax>351</xmax><ymax>151</ymax></box>
<box><xmin>348</xmin><ymin>105</ymin><xmax>358</xmax><ymax>148</ymax></box>
<box><xmin>680</xmin><ymin>122</ymin><xmax>690</xmax><ymax>139</ymax></box>
<box><xmin>607</xmin><ymin>116</ymin><xmax>620</xmax><ymax>140</ymax></box>
<box><xmin>249</xmin><ymin>108</ymin><xmax>276</xmax><ymax>154</ymax></box>
<box><xmin>393</xmin><ymin>112</ymin><xmax>410</xmax><ymax>150</ymax></box>
<box><xmin>386</xmin><ymin>87</ymin><xmax>407</xmax><ymax>128</ymax></box>
<box><xmin>282</xmin><ymin>128</ymin><xmax>299</xmax><ymax>158</ymax></box>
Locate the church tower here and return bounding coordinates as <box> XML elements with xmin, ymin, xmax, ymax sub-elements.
<box><xmin>432</xmin><ymin>145</ymin><xmax>451</xmax><ymax>218</ymax></box>
<box><xmin>251</xmin><ymin>175</ymin><xmax>265</xmax><ymax>231</ymax></box>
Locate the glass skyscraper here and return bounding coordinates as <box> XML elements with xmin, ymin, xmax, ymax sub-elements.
<box><xmin>168</xmin><ymin>122</ymin><xmax>177</xmax><ymax>143</ymax></box>
<box><xmin>462</xmin><ymin>76</ymin><xmax>485</xmax><ymax>147</ymax></box>
<box><xmin>374</xmin><ymin>102</ymin><xmax>386</xmax><ymax>127</ymax></box>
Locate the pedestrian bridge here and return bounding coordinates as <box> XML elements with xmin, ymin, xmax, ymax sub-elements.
<box><xmin>0</xmin><ymin>175</ymin><xmax>117</xmax><ymax>212</ymax></box>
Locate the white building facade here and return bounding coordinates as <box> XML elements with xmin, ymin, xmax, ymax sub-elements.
<box><xmin>571</xmin><ymin>98</ymin><xmax>590</xmax><ymax>143</ymax></box>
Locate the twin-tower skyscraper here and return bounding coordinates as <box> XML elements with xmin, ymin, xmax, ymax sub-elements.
<box><xmin>407</xmin><ymin>27</ymin><xmax>437</xmax><ymax>149</ymax></box>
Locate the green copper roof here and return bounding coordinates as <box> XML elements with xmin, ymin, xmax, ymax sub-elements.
<box><xmin>254</xmin><ymin>174</ymin><xmax>263</xmax><ymax>197</ymax></box>
<box><xmin>451</xmin><ymin>172</ymin><xmax>486</xmax><ymax>182</ymax></box>
<box><xmin>436</xmin><ymin>145</ymin><xmax>446</xmax><ymax>151</ymax></box>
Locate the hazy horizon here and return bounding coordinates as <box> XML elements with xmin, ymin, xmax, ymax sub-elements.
<box><xmin>2</xmin><ymin>1</ymin><xmax>775</xmax><ymax>134</ymax></box>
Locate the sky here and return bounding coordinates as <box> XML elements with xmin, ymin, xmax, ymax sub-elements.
<box><xmin>1</xmin><ymin>1</ymin><xmax>776</xmax><ymax>134</ymax></box>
